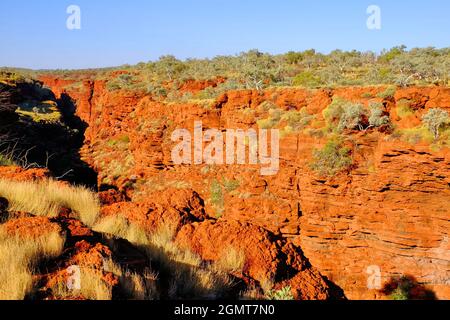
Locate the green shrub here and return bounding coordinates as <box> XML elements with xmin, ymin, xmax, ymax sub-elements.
<box><xmin>257</xmin><ymin>101</ymin><xmax>279</xmax><ymax>113</ymax></box>
<box><xmin>421</xmin><ymin>108</ymin><xmax>450</xmax><ymax>140</ymax></box>
<box><xmin>147</xmin><ymin>84</ymin><xmax>168</xmax><ymax>99</ymax></box>
<box><xmin>154</xmin><ymin>55</ymin><xmax>188</xmax><ymax>81</ymax></box>
<box><xmin>222</xmin><ymin>178</ymin><xmax>240</xmax><ymax>193</ymax></box>
<box><xmin>106</xmin><ymin>139</ymin><xmax>118</xmax><ymax>147</ymax></box>
<box><xmin>284</xmin><ymin>51</ymin><xmax>304</xmax><ymax>64</ymax></box>
<box><xmin>195</xmin><ymin>87</ymin><xmax>217</xmax><ymax>100</ymax></box>
<box><xmin>118</xmin><ymin>135</ymin><xmax>130</xmax><ymax>144</ymax></box>
<box><xmin>257</xmin><ymin>118</ymin><xmax>275</xmax><ymax>129</ymax></box>
<box><xmin>280</xmin><ymin>107</ymin><xmax>314</xmax><ymax>131</ymax></box>
<box><xmin>377</xmin><ymin>86</ymin><xmax>397</xmax><ymax>99</ymax></box>
<box><xmin>338</xmin><ymin>103</ymin><xmax>366</xmax><ymax>131</ymax></box>
<box><xmin>396</xmin><ymin>99</ymin><xmax>414</xmax><ymax>119</ymax></box>
<box><xmin>379</xmin><ymin>45</ymin><xmax>407</xmax><ymax>63</ymax></box>
<box><xmin>369</xmin><ymin>102</ymin><xmax>390</xmax><ymax>128</ymax></box>
<box><xmin>398</xmin><ymin>126</ymin><xmax>434</xmax><ymax>145</ymax></box>
<box><xmin>323</xmin><ymin>97</ymin><xmax>347</xmax><ymax>125</ymax></box>
<box><xmin>257</xmin><ymin>108</ymin><xmax>282</xmax><ymax>129</ymax></box>
<box><xmin>377</xmin><ymin>67</ymin><xmax>393</xmax><ymax>83</ymax></box>
<box><xmin>310</xmin><ymin>138</ymin><xmax>353</xmax><ymax>176</ymax></box>
<box><xmin>107</xmin><ymin>135</ymin><xmax>130</xmax><ymax>148</ymax></box>
<box><xmin>361</xmin><ymin>92</ymin><xmax>374</xmax><ymax>99</ymax></box>
<box><xmin>323</xmin><ymin>98</ymin><xmax>366</xmax><ymax>132</ymax></box>
<box><xmin>387</xmin><ymin>276</ymin><xmax>415</xmax><ymax>300</ymax></box>
<box><xmin>266</xmin><ymin>286</ymin><xmax>294</xmax><ymax>300</ymax></box>
<box><xmin>292</xmin><ymin>71</ymin><xmax>322</xmax><ymax>88</ymax></box>
<box><xmin>106</xmin><ymin>74</ymin><xmax>131</xmax><ymax>91</ymax></box>
<box><xmin>390</xmin><ymin>288</ymin><xmax>409</xmax><ymax>300</ymax></box>
<box><xmin>0</xmin><ymin>154</ymin><xmax>15</xmax><ymax>166</ymax></box>
<box><xmin>210</xmin><ymin>179</ymin><xmax>224</xmax><ymax>217</ymax></box>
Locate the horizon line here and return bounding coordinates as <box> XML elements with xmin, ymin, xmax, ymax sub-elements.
<box><xmin>2</xmin><ymin>45</ymin><xmax>448</xmax><ymax>72</ymax></box>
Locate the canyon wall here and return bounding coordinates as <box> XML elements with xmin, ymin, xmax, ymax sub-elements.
<box><xmin>40</xmin><ymin>75</ymin><xmax>450</xmax><ymax>299</ymax></box>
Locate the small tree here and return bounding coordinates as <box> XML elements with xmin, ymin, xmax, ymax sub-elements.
<box><xmin>284</xmin><ymin>51</ymin><xmax>303</xmax><ymax>65</ymax></box>
<box><xmin>242</xmin><ymin>52</ymin><xmax>277</xmax><ymax>91</ymax></box>
<box><xmin>323</xmin><ymin>98</ymin><xmax>366</xmax><ymax>132</ymax></box>
<box><xmin>421</xmin><ymin>108</ymin><xmax>449</xmax><ymax>140</ymax></box>
<box><xmin>338</xmin><ymin>103</ymin><xmax>366</xmax><ymax>131</ymax></box>
<box><xmin>155</xmin><ymin>55</ymin><xmax>187</xmax><ymax>81</ymax></box>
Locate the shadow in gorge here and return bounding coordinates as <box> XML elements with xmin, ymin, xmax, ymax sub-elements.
<box><xmin>26</xmin><ymin>207</ymin><xmax>244</xmax><ymax>300</ymax></box>
<box><xmin>0</xmin><ymin>79</ymin><xmax>97</xmax><ymax>188</ymax></box>
<box><xmin>380</xmin><ymin>275</ymin><xmax>437</xmax><ymax>300</ymax></box>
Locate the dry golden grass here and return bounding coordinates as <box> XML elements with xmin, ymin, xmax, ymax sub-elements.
<box><xmin>93</xmin><ymin>216</ymin><xmax>233</xmax><ymax>299</ymax></box>
<box><xmin>120</xmin><ymin>270</ymin><xmax>159</xmax><ymax>300</ymax></box>
<box><xmin>78</xmin><ymin>269</ymin><xmax>113</xmax><ymax>300</ymax></box>
<box><xmin>0</xmin><ymin>178</ymin><xmax>100</xmax><ymax>226</ymax></box>
<box><xmin>215</xmin><ymin>247</ymin><xmax>246</xmax><ymax>274</ymax></box>
<box><xmin>0</xmin><ymin>229</ymin><xmax>65</xmax><ymax>300</ymax></box>
<box><xmin>103</xmin><ymin>257</ymin><xmax>159</xmax><ymax>300</ymax></box>
<box><xmin>239</xmin><ymin>285</ymin><xmax>264</xmax><ymax>300</ymax></box>
<box><xmin>93</xmin><ymin>215</ymin><xmax>149</xmax><ymax>245</ymax></box>
<box><xmin>146</xmin><ymin>225</ymin><xmax>234</xmax><ymax>298</ymax></box>
<box><xmin>51</xmin><ymin>246</ymin><xmax>159</xmax><ymax>300</ymax></box>
<box><xmin>51</xmin><ymin>267</ymin><xmax>113</xmax><ymax>300</ymax></box>
<box><xmin>259</xmin><ymin>278</ymin><xmax>275</xmax><ymax>295</ymax></box>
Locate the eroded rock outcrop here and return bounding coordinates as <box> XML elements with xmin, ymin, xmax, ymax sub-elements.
<box><xmin>175</xmin><ymin>219</ymin><xmax>334</xmax><ymax>300</ymax></box>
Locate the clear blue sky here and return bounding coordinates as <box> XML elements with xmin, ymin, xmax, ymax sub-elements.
<box><xmin>0</xmin><ymin>0</ymin><xmax>448</xmax><ymax>69</ymax></box>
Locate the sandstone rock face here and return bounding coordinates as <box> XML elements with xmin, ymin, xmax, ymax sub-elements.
<box><xmin>178</xmin><ymin>77</ymin><xmax>226</xmax><ymax>94</ymax></box>
<box><xmin>297</xmin><ymin>141</ymin><xmax>450</xmax><ymax>299</ymax></box>
<box><xmin>101</xmin><ymin>188</ymin><xmax>208</xmax><ymax>232</ymax></box>
<box><xmin>40</xmin><ymin>75</ymin><xmax>450</xmax><ymax>300</ymax></box>
<box><xmin>0</xmin><ymin>166</ymin><xmax>50</xmax><ymax>182</ymax></box>
<box><xmin>175</xmin><ymin>219</ymin><xmax>333</xmax><ymax>300</ymax></box>
<box><xmin>2</xmin><ymin>216</ymin><xmax>61</xmax><ymax>239</ymax></box>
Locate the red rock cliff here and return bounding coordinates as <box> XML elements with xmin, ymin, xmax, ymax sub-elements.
<box><xmin>40</xmin><ymin>75</ymin><xmax>450</xmax><ymax>300</ymax></box>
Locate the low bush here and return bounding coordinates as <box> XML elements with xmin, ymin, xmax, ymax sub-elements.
<box><xmin>280</xmin><ymin>107</ymin><xmax>315</xmax><ymax>132</ymax></box>
<box><xmin>376</xmin><ymin>86</ymin><xmax>397</xmax><ymax>99</ymax></box>
<box><xmin>310</xmin><ymin>138</ymin><xmax>353</xmax><ymax>176</ymax></box>
<box><xmin>222</xmin><ymin>178</ymin><xmax>240</xmax><ymax>193</ymax></box>
<box><xmin>323</xmin><ymin>97</ymin><xmax>347</xmax><ymax>125</ymax></box>
<box><xmin>265</xmin><ymin>286</ymin><xmax>294</xmax><ymax>300</ymax></box>
<box><xmin>210</xmin><ymin>179</ymin><xmax>224</xmax><ymax>217</ymax></box>
<box><xmin>397</xmin><ymin>126</ymin><xmax>434</xmax><ymax>145</ymax></box>
<box><xmin>257</xmin><ymin>105</ymin><xmax>314</xmax><ymax>134</ymax></box>
<box><xmin>396</xmin><ymin>99</ymin><xmax>415</xmax><ymax>119</ymax></box>
<box><xmin>257</xmin><ymin>108</ymin><xmax>282</xmax><ymax>129</ymax></box>
<box><xmin>361</xmin><ymin>92</ymin><xmax>374</xmax><ymax>99</ymax></box>
<box><xmin>292</xmin><ymin>71</ymin><xmax>322</xmax><ymax>88</ymax></box>
<box><xmin>369</xmin><ymin>102</ymin><xmax>390</xmax><ymax>128</ymax></box>
<box><xmin>338</xmin><ymin>103</ymin><xmax>366</xmax><ymax>131</ymax></box>
<box><xmin>0</xmin><ymin>153</ymin><xmax>15</xmax><ymax>166</ymax></box>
